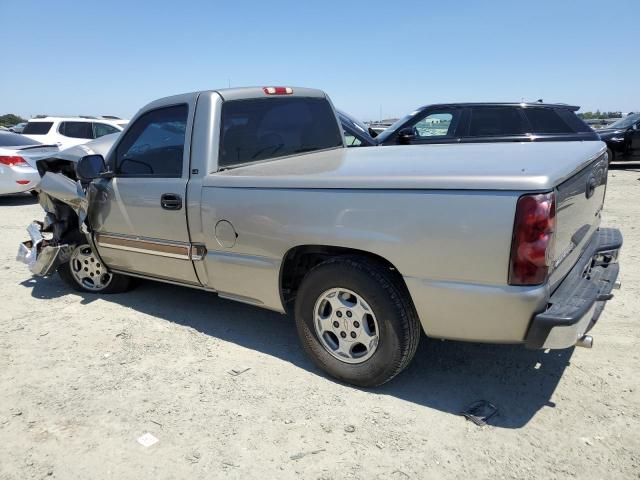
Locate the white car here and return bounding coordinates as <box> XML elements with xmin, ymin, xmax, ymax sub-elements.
<box><xmin>0</xmin><ymin>132</ymin><xmax>59</xmax><ymax>195</ymax></box>
<box><xmin>22</xmin><ymin>116</ymin><xmax>128</xmax><ymax>149</ymax></box>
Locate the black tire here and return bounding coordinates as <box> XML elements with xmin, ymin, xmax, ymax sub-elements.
<box><xmin>58</xmin><ymin>244</ymin><xmax>135</xmax><ymax>294</ymax></box>
<box><xmin>294</xmin><ymin>256</ymin><xmax>420</xmax><ymax>387</ymax></box>
<box><xmin>607</xmin><ymin>148</ymin><xmax>615</xmax><ymax>163</ymax></box>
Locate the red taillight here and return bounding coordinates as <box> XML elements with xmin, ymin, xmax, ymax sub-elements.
<box><xmin>0</xmin><ymin>155</ymin><xmax>28</xmax><ymax>167</ymax></box>
<box><xmin>509</xmin><ymin>192</ymin><xmax>556</xmax><ymax>286</ymax></box>
<box><xmin>16</xmin><ymin>180</ymin><xmax>30</xmax><ymax>185</ymax></box>
<box><xmin>262</xmin><ymin>86</ymin><xmax>293</xmax><ymax>95</ymax></box>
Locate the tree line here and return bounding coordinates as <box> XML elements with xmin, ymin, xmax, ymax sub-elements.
<box><xmin>0</xmin><ymin>113</ymin><xmax>27</xmax><ymax>127</ymax></box>
<box><xmin>577</xmin><ymin>111</ymin><xmax>623</xmax><ymax>120</ymax></box>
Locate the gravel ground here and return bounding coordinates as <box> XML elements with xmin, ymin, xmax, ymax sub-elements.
<box><xmin>1</xmin><ymin>165</ymin><xmax>639</xmax><ymax>480</ymax></box>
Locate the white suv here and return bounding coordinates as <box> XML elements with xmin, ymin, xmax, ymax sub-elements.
<box><xmin>22</xmin><ymin>116</ymin><xmax>128</xmax><ymax>149</ymax></box>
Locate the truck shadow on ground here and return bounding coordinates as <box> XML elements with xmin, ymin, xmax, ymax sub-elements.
<box><xmin>22</xmin><ymin>276</ymin><xmax>573</xmax><ymax>429</ymax></box>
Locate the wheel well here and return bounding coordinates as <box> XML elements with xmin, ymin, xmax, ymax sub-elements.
<box><xmin>279</xmin><ymin>245</ymin><xmax>405</xmax><ymax>311</ymax></box>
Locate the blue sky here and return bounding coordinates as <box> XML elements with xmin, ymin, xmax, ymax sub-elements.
<box><xmin>1</xmin><ymin>0</ymin><xmax>636</xmax><ymax>121</ymax></box>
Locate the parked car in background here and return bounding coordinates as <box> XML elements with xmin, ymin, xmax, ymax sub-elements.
<box><xmin>10</xmin><ymin>122</ymin><xmax>28</xmax><ymax>134</ymax></box>
<box><xmin>597</xmin><ymin>113</ymin><xmax>640</xmax><ymax>162</ymax></box>
<box><xmin>0</xmin><ymin>132</ymin><xmax>58</xmax><ymax>195</ymax></box>
<box><xmin>20</xmin><ymin>87</ymin><xmax>621</xmax><ymax>387</ymax></box>
<box><xmin>34</xmin><ymin>132</ymin><xmax>119</xmax><ymax>168</ymax></box>
<box><xmin>22</xmin><ymin>116</ymin><xmax>128</xmax><ymax>149</ymax></box>
<box><xmin>337</xmin><ymin>110</ymin><xmax>377</xmax><ymax>147</ymax></box>
<box><xmin>341</xmin><ymin>103</ymin><xmax>599</xmax><ymax>147</ymax></box>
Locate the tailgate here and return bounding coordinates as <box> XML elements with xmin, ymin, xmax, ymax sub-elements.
<box><xmin>549</xmin><ymin>152</ymin><xmax>608</xmax><ymax>290</ymax></box>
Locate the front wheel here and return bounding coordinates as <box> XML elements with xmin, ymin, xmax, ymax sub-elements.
<box><xmin>58</xmin><ymin>244</ymin><xmax>134</xmax><ymax>294</ymax></box>
<box><xmin>607</xmin><ymin>148</ymin><xmax>615</xmax><ymax>163</ymax></box>
<box><xmin>294</xmin><ymin>256</ymin><xmax>421</xmax><ymax>387</ymax></box>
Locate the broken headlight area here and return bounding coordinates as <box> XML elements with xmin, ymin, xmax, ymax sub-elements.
<box><xmin>16</xmin><ymin>221</ymin><xmax>73</xmax><ymax>276</ymax></box>
<box><xmin>17</xmin><ymin>160</ymin><xmax>90</xmax><ymax>277</ymax></box>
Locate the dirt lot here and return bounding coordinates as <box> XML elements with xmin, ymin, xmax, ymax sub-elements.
<box><xmin>1</xmin><ymin>165</ymin><xmax>639</xmax><ymax>480</ymax></box>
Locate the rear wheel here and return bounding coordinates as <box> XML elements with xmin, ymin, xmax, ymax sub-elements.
<box><xmin>58</xmin><ymin>244</ymin><xmax>133</xmax><ymax>294</ymax></box>
<box><xmin>294</xmin><ymin>256</ymin><xmax>420</xmax><ymax>387</ymax></box>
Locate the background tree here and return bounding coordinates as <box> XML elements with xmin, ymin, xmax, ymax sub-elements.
<box><xmin>0</xmin><ymin>114</ymin><xmax>26</xmax><ymax>127</ymax></box>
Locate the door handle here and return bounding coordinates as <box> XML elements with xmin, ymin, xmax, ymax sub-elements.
<box><xmin>161</xmin><ymin>193</ymin><xmax>182</xmax><ymax>210</ymax></box>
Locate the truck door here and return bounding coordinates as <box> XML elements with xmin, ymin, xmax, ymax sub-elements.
<box><xmin>90</xmin><ymin>104</ymin><xmax>200</xmax><ymax>285</ymax></box>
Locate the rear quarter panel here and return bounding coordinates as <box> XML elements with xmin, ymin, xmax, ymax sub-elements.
<box><xmin>196</xmin><ymin>185</ymin><xmax>547</xmax><ymax>341</ymax></box>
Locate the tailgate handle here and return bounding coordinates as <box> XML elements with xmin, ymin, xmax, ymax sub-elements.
<box><xmin>161</xmin><ymin>193</ymin><xmax>182</xmax><ymax>210</ymax></box>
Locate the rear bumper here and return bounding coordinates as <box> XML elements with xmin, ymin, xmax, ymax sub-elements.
<box><xmin>0</xmin><ymin>165</ymin><xmax>40</xmax><ymax>194</ymax></box>
<box><xmin>525</xmin><ymin>228</ymin><xmax>622</xmax><ymax>349</ymax></box>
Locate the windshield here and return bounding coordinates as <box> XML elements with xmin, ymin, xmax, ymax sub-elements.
<box><xmin>606</xmin><ymin>114</ymin><xmax>640</xmax><ymax>129</ymax></box>
<box><xmin>375</xmin><ymin>109</ymin><xmax>425</xmax><ymax>143</ymax></box>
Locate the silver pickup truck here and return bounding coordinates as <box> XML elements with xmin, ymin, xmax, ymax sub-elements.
<box><xmin>19</xmin><ymin>86</ymin><xmax>622</xmax><ymax>387</ymax></box>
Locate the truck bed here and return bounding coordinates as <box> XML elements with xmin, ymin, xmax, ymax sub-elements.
<box><xmin>208</xmin><ymin>141</ymin><xmax>607</xmax><ymax>191</ymax></box>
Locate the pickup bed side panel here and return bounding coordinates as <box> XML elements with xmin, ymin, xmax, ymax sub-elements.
<box><xmin>198</xmin><ymin>186</ymin><xmax>548</xmax><ymax>341</ymax></box>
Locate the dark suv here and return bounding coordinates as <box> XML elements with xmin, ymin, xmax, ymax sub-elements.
<box><xmin>340</xmin><ymin>103</ymin><xmax>599</xmax><ymax>147</ymax></box>
<box><xmin>596</xmin><ymin>113</ymin><xmax>640</xmax><ymax>162</ymax></box>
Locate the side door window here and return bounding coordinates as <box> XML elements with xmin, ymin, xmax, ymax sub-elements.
<box><xmin>114</xmin><ymin>105</ymin><xmax>188</xmax><ymax>177</ymax></box>
<box><xmin>467</xmin><ymin>107</ymin><xmax>528</xmax><ymax>137</ymax></box>
<box><xmin>93</xmin><ymin>122</ymin><xmax>120</xmax><ymax>139</ymax></box>
<box><xmin>59</xmin><ymin>121</ymin><xmax>93</xmax><ymax>139</ymax></box>
<box><xmin>414</xmin><ymin>112</ymin><xmax>455</xmax><ymax>138</ymax></box>
<box><xmin>405</xmin><ymin>110</ymin><xmax>462</xmax><ymax>143</ymax></box>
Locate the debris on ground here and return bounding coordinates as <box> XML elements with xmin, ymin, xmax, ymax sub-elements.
<box><xmin>290</xmin><ymin>449</ymin><xmax>326</xmax><ymax>460</ymax></box>
<box><xmin>460</xmin><ymin>400</ymin><xmax>498</xmax><ymax>426</ymax></box>
<box><xmin>344</xmin><ymin>425</ymin><xmax>356</xmax><ymax>433</ymax></box>
<box><xmin>137</xmin><ymin>433</ymin><xmax>159</xmax><ymax>448</ymax></box>
<box><xmin>185</xmin><ymin>451</ymin><xmax>201</xmax><ymax>464</ymax></box>
<box><xmin>227</xmin><ymin>367</ymin><xmax>251</xmax><ymax>376</ymax></box>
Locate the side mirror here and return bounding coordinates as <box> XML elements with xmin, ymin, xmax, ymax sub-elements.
<box><xmin>397</xmin><ymin>127</ymin><xmax>416</xmax><ymax>144</ymax></box>
<box><xmin>76</xmin><ymin>154</ymin><xmax>107</xmax><ymax>182</ymax></box>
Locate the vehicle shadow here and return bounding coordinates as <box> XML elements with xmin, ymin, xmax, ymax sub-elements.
<box><xmin>609</xmin><ymin>161</ymin><xmax>640</xmax><ymax>172</ymax></box>
<box><xmin>21</xmin><ymin>276</ymin><xmax>572</xmax><ymax>429</ymax></box>
<box><xmin>0</xmin><ymin>193</ymin><xmax>38</xmax><ymax>206</ymax></box>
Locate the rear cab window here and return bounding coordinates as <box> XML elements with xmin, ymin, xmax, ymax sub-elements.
<box><xmin>219</xmin><ymin>97</ymin><xmax>343</xmax><ymax>168</ymax></box>
<box><xmin>22</xmin><ymin>122</ymin><xmax>53</xmax><ymax>135</ymax></box>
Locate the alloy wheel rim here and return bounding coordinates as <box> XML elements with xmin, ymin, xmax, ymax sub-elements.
<box><xmin>69</xmin><ymin>245</ymin><xmax>112</xmax><ymax>291</ymax></box>
<box><xmin>313</xmin><ymin>287</ymin><xmax>380</xmax><ymax>364</ymax></box>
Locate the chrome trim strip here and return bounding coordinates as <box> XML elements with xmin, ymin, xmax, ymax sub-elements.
<box><xmin>96</xmin><ymin>233</ymin><xmax>191</xmax><ymax>260</ymax></box>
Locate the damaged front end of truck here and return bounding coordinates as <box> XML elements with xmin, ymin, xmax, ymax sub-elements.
<box><xmin>15</xmin><ymin>153</ymin><xmax>107</xmax><ymax>277</ymax></box>
<box><xmin>16</xmin><ymin>158</ymin><xmax>90</xmax><ymax>276</ymax></box>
